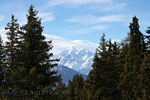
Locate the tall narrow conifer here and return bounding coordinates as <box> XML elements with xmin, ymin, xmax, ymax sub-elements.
<box><xmin>119</xmin><ymin>16</ymin><xmax>145</xmax><ymax>100</ymax></box>
<box><xmin>0</xmin><ymin>35</ymin><xmax>6</xmax><ymax>99</ymax></box>
<box><xmin>5</xmin><ymin>15</ymin><xmax>21</xmax><ymax>99</ymax></box>
<box><xmin>19</xmin><ymin>5</ymin><xmax>58</xmax><ymax>100</ymax></box>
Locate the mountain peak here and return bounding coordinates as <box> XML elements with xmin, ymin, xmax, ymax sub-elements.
<box><xmin>68</xmin><ymin>46</ymin><xmax>80</xmax><ymax>54</ymax></box>
<box><xmin>56</xmin><ymin>46</ymin><xmax>94</xmax><ymax>75</ymax></box>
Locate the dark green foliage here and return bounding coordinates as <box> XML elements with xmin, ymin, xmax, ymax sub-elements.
<box><xmin>4</xmin><ymin>15</ymin><xmax>22</xmax><ymax>100</ymax></box>
<box><xmin>85</xmin><ymin>34</ymin><xmax>107</xmax><ymax>100</ymax></box>
<box><xmin>119</xmin><ymin>16</ymin><xmax>146</xmax><ymax>100</ymax></box>
<box><xmin>67</xmin><ymin>74</ymin><xmax>84</xmax><ymax>100</ymax></box>
<box><xmin>85</xmin><ymin>34</ymin><xmax>121</xmax><ymax>100</ymax></box>
<box><xmin>140</xmin><ymin>27</ymin><xmax>150</xmax><ymax>99</ymax></box>
<box><xmin>141</xmin><ymin>52</ymin><xmax>150</xmax><ymax>99</ymax></box>
<box><xmin>16</xmin><ymin>5</ymin><xmax>59</xmax><ymax>100</ymax></box>
<box><xmin>5</xmin><ymin>15</ymin><xmax>21</xmax><ymax>68</ymax></box>
<box><xmin>73</xmin><ymin>75</ymin><xmax>84</xmax><ymax>100</ymax></box>
<box><xmin>67</xmin><ymin>80</ymin><xmax>75</xmax><ymax>100</ymax></box>
<box><xmin>0</xmin><ymin>5</ymin><xmax>59</xmax><ymax>100</ymax></box>
<box><xmin>54</xmin><ymin>75</ymin><xmax>67</xmax><ymax>100</ymax></box>
<box><xmin>0</xmin><ymin>35</ymin><xmax>6</xmax><ymax>99</ymax></box>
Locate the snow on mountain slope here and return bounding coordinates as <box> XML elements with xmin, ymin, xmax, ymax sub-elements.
<box><xmin>55</xmin><ymin>47</ymin><xmax>94</xmax><ymax>75</ymax></box>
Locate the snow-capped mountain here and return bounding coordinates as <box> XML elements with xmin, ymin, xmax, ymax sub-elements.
<box><xmin>55</xmin><ymin>47</ymin><xmax>94</xmax><ymax>75</ymax></box>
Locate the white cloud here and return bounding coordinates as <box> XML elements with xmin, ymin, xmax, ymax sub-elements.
<box><xmin>0</xmin><ymin>30</ymin><xmax>98</xmax><ymax>54</ymax></box>
<box><xmin>97</xmin><ymin>15</ymin><xmax>125</xmax><ymax>22</ymax></box>
<box><xmin>91</xmin><ymin>3</ymin><xmax>127</xmax><ymax>12</ymax></box>
<box><xmin>68</xmin><ymin>15</ymin><xmax>98</xmax><ymax>25</ymax></box>
<box><xmin>44</xmin><ymin>34</ymin><xmax>121</xmax><ymax>55</ymax></box>
<box><xmin>47</xmin><ymin>0</ymin><xmax>112</xmax><ymax>7</ymax></box>
<box><xmin>38</xmin><ymin>12</ymin><xmax>55</xmax><ymax>22</ymax></box>
<box><xmin>66</xmin><ymin>25</ymin><xmax>108</xmax><ymax>34</ymax></box>
<box><xmin>44</xmin><ymin>34</ymin><xmax>98</xmax><ymax>54</ymax></box>
<box><xmin>91</xmin><ymin>25</ymin><xmax>108</xmax><ymax>30</ymax></box>
<box><xmin>67</xmin><ymin>15</ymin><xmax>126</xmax><ymax>25</ymax></box>
<box><xmin>0</xmin><ymin>30</ymin><xmax>120</xmax><ymax>55</ymax></box>
<box><xmin>43</xmin><ymin>0</ymin><xmax>127</xmax><ymax>13</ymax></box>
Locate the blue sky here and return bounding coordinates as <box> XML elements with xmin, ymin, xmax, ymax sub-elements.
<box><xmin>0</xmin><ymin>0</ymin><xmax>150</xmax><ymax>54</ymax></box>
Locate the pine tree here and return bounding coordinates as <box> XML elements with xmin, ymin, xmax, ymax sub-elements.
<box><xmin>67</xmin><ymin>74</ymin><xmax>84</xmax><ymax>100</ymax></box>
<box><xmin>84</xmin><ymin>34</ymin><xmax>107</xmax><ymax>100</ymax></box>
<box><xmin>101</xmin><ymin>40</ymin><xmax>120</xmax><ymax>100</ymax></box>
<box><xmin>111</xmin><ymin>41</ymin><xmax>121</xmax><ymax>99</ymax></box>
<box><xmin>4</xmin><ymin>15</ymin><xmax>22</xmax><ymax>100</ymax></box>
<box><xmin>117</xmin><ymin>43</ymin><xmax>129</xmax><ymax>99</ymax></box>
<box><xmin>119</xmin><ymin>16</ymin><xmax>146</xmax><ymax>100</ymax></box>
<box><xmin>73</xmin><ymin>74</ymin><xmax>84</xmax><ymax>100</ymax></box>
<box><xmin>140</xmin><ymin>52</ymin><xmax>150</xmax><ymax>99</ymax></box>
<box><xmin>19</xmin><ymin>5</ymin><xmax>58</xmax><ymax>100</ymax></box>
<box><xmin>84</xmin><ymin>34</ymin><xmax>121</xmax><ymax>100</ymax></box>
<box><xmin>54</xmin><ymin>75</ymin><xmax>67</xmax><ymax>100</ymax></box>
<box><xmin>140</xmin><ymin>27</ymin><xmax>150</xmax><ymax>99</ymax></box>
<box><xmin>67</xmin><ymin>80</ymin><xmax>75</xmax><ymax>100</ymax></box>
<box><xmin>0</xmin><ymin>35</ymin><xmax>6</xmax><ymax>99</ymax></box>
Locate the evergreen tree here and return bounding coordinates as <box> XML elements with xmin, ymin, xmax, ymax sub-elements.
<box><xmin>140</xmin><ymin>27</ymin><xmax>150</xmax><ymax>99</ymax></box>
<box><xmin>111</xmin><ymin>41</ymin><xmax>121</xmax><ymax>99</ymax></box>
<box><xmin>54</xmin><ymin>75</ymin><xmax>67</xmax><ymax>100</ymax></box>
<box><xmin>84</xmin><ymin>34</ymin><xmax>107</xmax><ymax>100</ymax></box>
<box><xmin>140</xmin><ymin>52</ymin><xmax>150</xmax><ymax>99</ymax></box>
<box><xmin>84</xmin><ymin>34</ymin><xmax>120</xmax><ymax>100</ymax></box>
<box><xmin>119</xmin><ymin>16</ymin><xmax>146</xmax><ymax>100</ymax></box>
<box><xmin>0</xmin><ymin>35</ymin><xmax>6</xmax><ymax>99</ymax></box>
<box><xmin>4</xmin><ymin>15</ymin><xmax>22</xmax><ymax>100</ymax></box>
<box><xmin>67</xmin><ymin>80</ymin><xmax>75</xmax><ymax>100</ymax></box>
<box><xmin>19</xmin><ymin>5</ymin><xmax>58</xmax><ymax>100</ymax></box>
<box><xmin>117</xmin><ymin>43</ymin><xmax>129</xmax><ymax>99</ymax></box>
<box><xmin>73</xmin><ymin>74</ymin><xmax>84</xmax><ymax>100</ymax></box>
<box><xmin>67</xmin><ymin>74</ymin><xmax>84</xmax><ymax>100</ymax></box>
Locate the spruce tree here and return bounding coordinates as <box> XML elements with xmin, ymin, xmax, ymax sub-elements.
<box><xmin>67</xmin><ymin>80</ymin><xmax>75</xmax><ymax>100</ymax></box>
<box><xmin>54</xmin><ymin>75</ymin><xmax>67</xmax><ymax>100</ymax></box>
<box><xmin>119</xmin><ymin>16</ymin><xmax>145</xmax><ymax>100</ymax></box>
<box><xmin>0</xmin><ymin>35</ymin><xmax>6</xmax><ymax>99</ymax></box>
<box><xmin>140</xmin><ymin>27</ymin><xmax>150</xmax><ymax>99</ymax></box>
<box><xmin>67</xmin><ymin>74</ymin><xmax>84</xmax><ymax>100</ymax></box>
<box><xmin>84</xmin><ymin>34</ymin><xmax>120</xmax><ymax>100</ymax></box>
<box><xmin>117</xmin><ymin>43</ymin><xmax>129</xmax><ymax>99</ymax></box>
<box><xmin>84</xmin><ymin>34</ymin><xmax>107</xmax><ymax>100</ymax></box>
<box><xmin>111</xmin><ymin>41</ymin><xmax>121</xmax><ymax>99</ymax></box>
<box><xmin>19</xmin><ymin>5</ymin><xmax>58</xmax><ymax>100</ymax></box>
<box><xmin>140</xmin><ymin>52</ymin><xmax>150</xmax><ymax>100</ymax></box>
<box><xmin>73</xmin><ymin>74</ymin><xmax>84</xmax><ymax>100</ymax></box>
<box><xmin>4</xmin><ymin>15</ymin><xmax>22</xmax><ymax>100</ymax></box>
